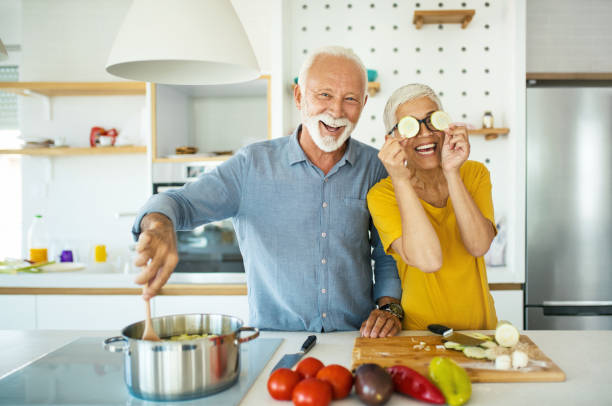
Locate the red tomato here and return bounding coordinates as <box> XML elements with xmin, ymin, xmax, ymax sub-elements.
<box><xmin>295</xmin><ymin>357</ymin><xmax>325</xmax><ymax>379</ymax></box>
<box><xmin>316</xmin><ymin>364</ymin><xmax>354</xmax><ymax>400</ymax></box>
<box><xmin>267</xmin><ymin>368</ymin><xmax>301</xmax><ymax>400</ymax></box>
<box><xmin>292</xmin><ymin>378</ymin><xmax>333</xmax><ymax>406</ymax></box>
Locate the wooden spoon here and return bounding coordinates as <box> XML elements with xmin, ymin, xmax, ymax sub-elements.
<box><xmin>142</xmin><ymin>297</ymin><xmax>161</xmax><ymax>342</ymax></box>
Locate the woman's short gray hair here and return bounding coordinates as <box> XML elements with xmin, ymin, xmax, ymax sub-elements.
<box><xmin>383</xmin><ymin>84</ymin><xmax>443</xmax><ymax>134</ymax></box>
<box><xmin>297</xmin><ymin>45</ymin><xmax>368</xmax><ymax>100</ymax></box>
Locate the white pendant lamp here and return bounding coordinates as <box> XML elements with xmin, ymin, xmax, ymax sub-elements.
<box><xmin>106</xmin><ymin>0</ymin><xmax>260</xmax><ymax>85</ymax></box>
<box><xmin>0</xmin><ymin>38</ymin><xmax>8</xmax><ymax>61</ymax></box>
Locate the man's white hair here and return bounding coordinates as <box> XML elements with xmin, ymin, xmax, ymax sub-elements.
<box><xmin>297</xmin><ymin>45</ymin><xmax>367</xmax><ymax>100</ymax></box>
<box><xmin>383</xmin><ymin>83</ymin><xmax>443</xmax><ymax>134</ymax></box>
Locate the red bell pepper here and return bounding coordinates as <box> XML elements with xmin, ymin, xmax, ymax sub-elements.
<box><xmin>387</xmin><ymin>365</ymin><xmax>445</xmax><ymax>404</ymax></box>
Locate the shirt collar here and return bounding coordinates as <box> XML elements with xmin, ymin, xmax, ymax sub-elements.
<box><xmin>287</xmin><ymin>124</ymin><xmax>356</xmax><ymax>167</ymax></box>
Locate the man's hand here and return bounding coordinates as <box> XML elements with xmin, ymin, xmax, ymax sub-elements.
<box><xmin>359</xmin><ymin>309</ymin><xmax>401</xmax><ymax>338</ymax></box>
<box><xmin>133</xmin><ymin>213</ymin><xmax>179</xmax><ymax>300</ymax></box>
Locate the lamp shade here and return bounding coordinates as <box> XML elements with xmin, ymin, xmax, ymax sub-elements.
<box><xmin>106</xmin><ymin>0</ymin><xmax>260</xmax><ymax>85</ymax></box>
<box><xmin>0</xmin><ymin>38</ymin><xmax>8</xmax><ymax>61</ymax></box>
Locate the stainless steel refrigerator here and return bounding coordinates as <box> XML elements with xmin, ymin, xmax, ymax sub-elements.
<box><xmin>526</xmin><ymin>82</ymin><xmax>612</xmax><ymax>330</ymax></box>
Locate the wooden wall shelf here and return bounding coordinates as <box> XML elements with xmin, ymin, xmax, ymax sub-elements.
<box><xmin>153</xmin><ymin>155</ymin><xmax>231</xmax><ymax>163</ymax></box>
<box><xmin>413</xmin><ymin>10</ymin><xmax>475</xmax><ymax>29</ymax></box>
<box><xmin>0</xmin><ymin>146</ymin><xmax>147</xmax><ymax>156</ymax></box>
<box><xmin>468</xmin><ymin>127</ymin><xmax>509</xmax><ymax>140</ymax></box>
<box><xmin>291</xmin><ymin>81</ymin><xmax>380</xmax><ymax>96</ymax></box>
<box><xmin>0</xmin><ymin>81</ymin><xmax>146</xmax><ymax>97</ymax></box>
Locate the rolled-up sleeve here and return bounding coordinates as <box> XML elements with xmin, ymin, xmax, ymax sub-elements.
<box><xmin>131</xmin><ymin>148</ymin><xmax>250</xmax><ymax>240</ymax></box>
<box><xmin>370</xmin><ymin>223</ymin><xmax>401</xmax><ymax>301</ymax></box>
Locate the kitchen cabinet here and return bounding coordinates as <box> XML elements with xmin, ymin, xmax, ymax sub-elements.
<box><xmin>151</xmin><ymin>75</ymin><xmax>271</xmax><ymax>163</ymax></box>
<box><xmin>36</xmin><ymin>295</ymin><xmax>144</xmax><ymax>330</ymax></box>
<box><xmin>0</xmin><ymin>295</ymin><xmax>36</xmax><ymax>329</ymax></box>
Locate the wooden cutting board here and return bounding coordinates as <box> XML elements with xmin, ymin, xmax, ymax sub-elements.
<box><xmin>352</xmin><ymin>335</ymin><xmax>565</xmax><ymax>382</ymax></box>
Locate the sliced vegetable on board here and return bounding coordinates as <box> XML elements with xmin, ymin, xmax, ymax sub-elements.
<box><xmin>429</xmin><ymin>357</ymin><xmax>472</xmax><ymax>406</ymax></box>
<box><xmin>387</xmin><ymin>365</ymin><xmax>445</xmax><ymax>404</ymax></box>
<box><xmin>495</xmin><ymin>320</ymin><xmax>520</xmax><ymax>347</ymax></box>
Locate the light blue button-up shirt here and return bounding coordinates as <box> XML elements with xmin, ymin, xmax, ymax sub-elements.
<box><xmin>133</xmin><ymin>126</ymin><xmax>401</xmax><ymax>332</ymax></box>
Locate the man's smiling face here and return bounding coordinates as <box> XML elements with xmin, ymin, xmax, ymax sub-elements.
<box><xmin>297</xmin><ymin>54</ymin><xmax>367</xmax><ymax>152</ymax></box>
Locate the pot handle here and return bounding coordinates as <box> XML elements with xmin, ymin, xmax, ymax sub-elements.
<box><xmin>103</xmin><ymin>336</ymin><xmax>128</xmax><ymax>353</ymax></box>
<box><xmin>237</xmin><ymin>326</ymin><xmax>259</xmax><ymax>344</ymax></box>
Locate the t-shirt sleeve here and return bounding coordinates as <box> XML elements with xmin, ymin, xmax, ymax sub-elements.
<box><xmin>366</xmin><ymin>179</ymin><xmax>403</xmax><ymax>255</ymax></box>
<box><xmin>464</xmin><ymin>161</ymin><xmax>497</xmax><ymax>234</ymax></box>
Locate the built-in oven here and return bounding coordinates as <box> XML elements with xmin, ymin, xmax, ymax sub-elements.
<box><xmin>152</xmin><ymin>167</ymin><xmax>244</xmax><ymax>273</ymax></box>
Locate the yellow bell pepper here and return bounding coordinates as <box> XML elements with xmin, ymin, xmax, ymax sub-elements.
<box><xmin>428</xmin><ymin>357</ymin><xmax>472</xmax><ymax>406</ymax></box>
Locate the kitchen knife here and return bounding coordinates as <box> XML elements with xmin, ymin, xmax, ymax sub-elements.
<box><xmin>428</xmin><ymin>324</ymin><xmax>488</xmax><ymax>347</ymax></box>
<box><xmin>271</xmin><ymin>335</ymin><xmax>317</xmax><ymax>372</ymax></box>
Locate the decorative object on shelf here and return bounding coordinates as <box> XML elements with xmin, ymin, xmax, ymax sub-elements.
<box><xmin>176</xmin><ymin>146</ymin><xmax>198</xmax><ymax>155</ymax></box>
<box><xmin>367</xmin><ymin>69</ymin><xmax>378</xmax><ymax>82</ymax></box>
<box><xmin>468</xmin><ymin>127</ymin><xmax>510</xmax><ymax>141</ymax></box>
<box><xmin>0</xmin><ymin>38</ymin><xmax>8</xmax><ymax>61</ymax></box>
<box><xmin>90</xmin><ymin>127</ymin><xmax>118</xmax><ymax>147</ymax></box>
<box><xmin>106</xmin><ymin>0</ymin><xmax>260</xmax><ymax>85</ymax></box>
<box><xmin>413</xmin><ymin>10</ymin><xmax>475</xmax><ymax>29</ymax></box>
<box><xmin>482</xmin><ymin>111</ymin><xmax>494</xmax><ymax>129</ymax></box>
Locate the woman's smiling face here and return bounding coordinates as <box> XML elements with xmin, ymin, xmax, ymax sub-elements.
<box><xmin>393</xmin><ymin>96</ymin><xmax>445</xmax><ymax>170</ymax></box>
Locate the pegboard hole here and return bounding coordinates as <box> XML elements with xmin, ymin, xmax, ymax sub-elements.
<box><xmin>438</xmin><ymin>24</ymin><xmax>444</xmax><ymax>30</ymax></box>
<box><xmin>325</xmin><ymin>4</ymin><xmax>330</xmax><ymax>9</ymax></box>
<box><xmin>393</xmin><ymin>47</ymin><xmax>398</xmax><ymax>53</ymax></box>
<box><xmin>485</xmin><ymin>2</ymin><xmax>490</xmax><ymax>7</ymax></box>
<box><xmin>439</xmin><ymin>69</ymin><xmax>444</xmax><ymax>74</ymax></box>
<box><xmin>370</xmin><ymin>25</ymin><xmax>376</xmax><ymax>30</ymax></box>
<box><xmin>370</xmin><ymin>48</ymin><xmax>376</xmax><ymax>53</ymax></box>
<box><xmin>485</xmin><ymin>90</ymin><xmax>490</xmax><ymax>96</ymax></box>
<box><xmin>348</xmin><ymin>25</ymin><xmax>353</xmax><ymax>31</ymax></box>
<box><xmin>461</xmin><ymin>46</ymin><xmax>467</xmax><ymax>52</ymax></box>
<box><xmin>485</xmin><ymin>158</ymin><xmax>491</xmax><ymax>163</ymax></box>
<box><xmin>462</xmin><ymin>91</ymin><xmax>467</xmax><ymax>96</ymax></box>
<box><xmin>438</xmin><ymin>47</ymin><xmax>444</xmax><ymax>52</ymax></box>
<box><xmin>462</xmin><ymin>113</ymin><xmax>467</xmax><ymax>119</ymax></box>
<box><xmin>371</xmin><ymin>115</ymin><xmax>376</xmax><ymax>120</ymax></box>
<box><xmin>302</xmin><ymin>4</ymin><xmax>307</xmax><ymax>10</ymax></box>
<box><xmin>416</xmin><ymin>69</ymin><xmax>421</xmax><ymax>74</ymax></box>
<box><xmin>461</xmin><ymin>2</ymin><xmax>467</xmax><ymax>6</ymax></box>
<box><xmin>302</xmin><ymin>26</ymin><xmax>307</xmax><ymax>32</ymax></box>
<box><xmin>325</xmin><ymin>26</ymin><xmax>330</xmax><ymax>31</ymax></box>
<box><xmin>371</xmin><ymin>137</ymin><xmax>377</xmax><ymax>143</ymax></box>
<box><xmin>415</xmin><ymin>47</ymin><xmax>421</xmax><ymax>52</ymax></box>
<box><xmin>484</xmin><ymin>46</ymin><xmax>490</xmax><ymax>51</ymax></box>
<box><xmin>347</xmin><ymin>3</ymin><xmax>352</xmax><ymax>8</ymax></box>
<box><xmin>485</xmin><ymin>68</ymin><xmax>490</xmax><ymax>74</ymax></box>
<box><xmin>393</xmin><ymin>24</ymin><xmax>398</xmax><ymax>30</ymax></box>
<box><xmin>303</xmin><ymin>49</ymin><xmax>308</xmax><ymax>54</ymax></box>
<box><xmin>438</xmin><ymin>91</ymin><xmax>444</xmax><ymax>97</ymax></box>
<box><xmin>485</xmin><ymin>24</ymin><xmax>490</xmax><ymax>29</ymax></box>
<box><xmin>393</xmin><ymin>69</ymin><xmax>399</xmax><ymax>75</ymax></box>
<box><xmin>461</xmin><ymin>69</ymin><xmax>467</xmax><ymax>74</ymax></box>
<box><xmin>393</xmin><ymin>3</ymin><xmax>398</xmax><ymax>8</ymax></box>
<box><xmin>438</xmin><ymin>2</ymin><xmax>444</xmax><ymax>7</ymax></box>
<box><xmin>415</xmin><ymin>2</ymin><xmax>421</xmax><ymax>8</ymax></box>
<box><xmin>370</xmin><ymin>3</ymin><xmax>375</xmax><ymax>8</ymax></box>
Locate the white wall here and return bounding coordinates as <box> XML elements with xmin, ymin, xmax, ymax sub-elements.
<box><xmin>18</xmin><ymin>0</ymin><xmax>149</xmax><ymax>263</ymax></box>
<box><xmin>527</xmin><ymin>0</ymin><xmax>612</xmax><ymax>72</ymax></box>
<box><xmin>278</xmin><ymin>0</ymin><xmax>526</xmax><ymax>283</ymax></box>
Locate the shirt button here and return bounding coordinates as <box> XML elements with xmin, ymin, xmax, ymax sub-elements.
<box><xmin>322</xmin><ymin>202</ymin><xmax>328</xmax><ymax>208</ymax></box>
<box><xmin>321</xmin><ymin>232</ymin><xmax>327</xmax><ymax>238</ymax></box>
<box><xmin>321</xmin><ymin>288</ymin><xmax>327</xmax><ymax>294</ymax></box>
<box><xmin>321</xmin><ymin>258</ymin><xmax>327</xmax><ymax>264</ymax></box>
<box><xmin>322</xmin><ymin>313</ymin><xmax>327</xmax><ymax>318</ymax></box>
<box><xmin>324</xmin><ymin>178</ymin><xmax>328</xmax><ymax>183</ymax></box>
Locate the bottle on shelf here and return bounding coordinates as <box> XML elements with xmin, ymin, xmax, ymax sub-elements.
<box><xmin>482</xmin><ymin>111</ymin><xmax>494</xmax><ymax>129</ymax></box>
<box><xmin>27</xmin><ymin>214</ymin><xmax>50</xmax><ymax>263</ymax></box>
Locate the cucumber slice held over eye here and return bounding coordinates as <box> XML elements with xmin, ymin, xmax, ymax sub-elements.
<box><xmin>430</xmin><ymin>111</ymin><xmax>452</xmax><ymax>131</ymax></box>
<box><xmin>397</xmin><ymin>116</ymin><xmax>420</xmax><ymax>138</ymax></box>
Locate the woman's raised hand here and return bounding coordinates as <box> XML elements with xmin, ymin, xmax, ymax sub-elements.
<box><xmin>441</xmin><ymin>124</ymin><xmax>470</xmax><ymax>173</ymax></box>
<box><xmin>378</xmin><ymin>137</ymin><xmax>415</xmax><ymax>180</ymax></box>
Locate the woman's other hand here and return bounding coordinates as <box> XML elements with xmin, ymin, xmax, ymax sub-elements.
<box><xmin>441</xmin><ymin>124</ymin><xmax>470</xmax><ymax>174</ymax></box>
<box><xmin>378</xmin><ymin>137</ymin><xmax>415</xmax><ymax>180</ymax></box>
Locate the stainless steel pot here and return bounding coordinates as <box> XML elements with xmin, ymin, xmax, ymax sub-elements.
<box><xmin>104</xmin><ymin>313</ymin><xmax>259</xmax><ymax>401</ymax></box>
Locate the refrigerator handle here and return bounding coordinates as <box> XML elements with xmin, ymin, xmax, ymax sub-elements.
<box><xmin>542</xmin><ymin>301</ymin><xmax>612</xmax><ymax>316</ymax></box>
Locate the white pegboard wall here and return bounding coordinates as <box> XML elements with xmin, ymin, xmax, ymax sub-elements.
<box><xmin>286</xmin><ymin>0</ymin><xmax>520</xmax><ymax>220</ymax></box>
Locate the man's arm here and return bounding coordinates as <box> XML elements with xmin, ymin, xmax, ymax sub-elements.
<box><xmin>359</xmin><ymin>225</ymin><xmax>403</xmax><ymax>338</ymax></box>
<box><xmin>132</xmin><ymin>149</ymin><xmax>250</xmax><ymax>298</ymax></box>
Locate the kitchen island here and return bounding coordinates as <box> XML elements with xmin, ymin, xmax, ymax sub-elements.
<box><xmin>1</xmin><ymin>329</ymin><xmax>610</xmax><ymax>405</ymax></box>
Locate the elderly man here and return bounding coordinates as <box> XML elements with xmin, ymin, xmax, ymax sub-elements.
<box><xmin>132</xmin><ymin>46</ymin><xmax>402</xmax><ymax>337</ymax></box>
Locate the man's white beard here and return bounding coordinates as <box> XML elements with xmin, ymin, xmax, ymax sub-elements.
<box><xmin>301</xmin><ymin>99</ymin><xmax>356</xmax><ymax>153</ymax></box>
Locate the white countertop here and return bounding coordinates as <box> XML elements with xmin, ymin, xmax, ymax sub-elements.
<box><xmin>1</xmin><ymin>329</ymin><xmax>610</xmax><ymax>405</ymax></box>
<box><xmin>0</xmin><ymin>267</ymin><xmax>517</xmax><ymax>288</ymax></box>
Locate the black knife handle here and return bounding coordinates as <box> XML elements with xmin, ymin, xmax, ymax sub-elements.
<box><xmin>300</xmin><ymin>335</ymin><xmax>317</xmax><ymax>353</ymax></box>
<box><xmin>428</xmin><ymin>324</ymin><xmax>452</xmax><ymax>336</ymax></box>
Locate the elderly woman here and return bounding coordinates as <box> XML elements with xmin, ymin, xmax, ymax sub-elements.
<box><xmin>366</xmin><ymin>83</ymin><xmax>498</xmax><ymax>330</ymax></box>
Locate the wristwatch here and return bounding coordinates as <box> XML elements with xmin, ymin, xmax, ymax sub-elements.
<box><xmin>378</xmin><ymin>302</ymin><xmax>404</xmax><ymax>322</ymax></box>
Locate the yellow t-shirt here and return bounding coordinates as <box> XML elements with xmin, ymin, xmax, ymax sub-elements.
<box><xmin>367</xmin><ymin>160</ymin><xmax>498</xmax><ymax>330</ymax></box>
